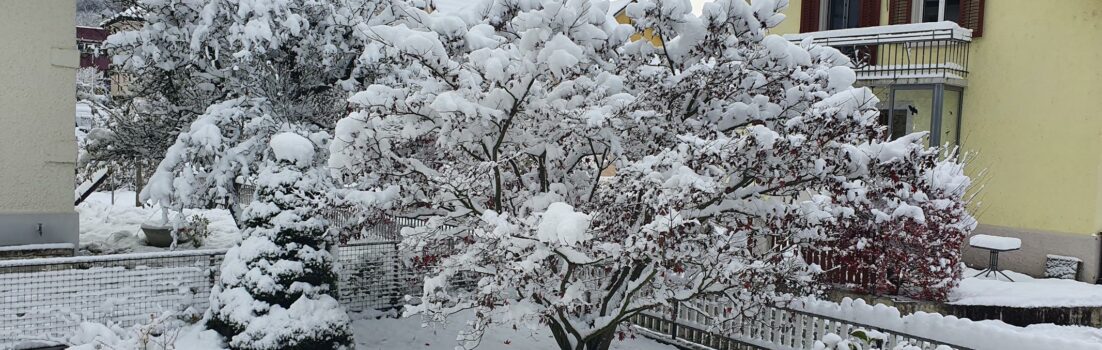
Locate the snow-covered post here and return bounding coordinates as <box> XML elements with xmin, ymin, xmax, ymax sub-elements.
<box><xmin>328</xmin><ymin>0</ymin><xmax>975</xmax><ymax>349</ymax></box>
<box><xmin>208</xmin><ymin>133</ymin><xmax>352</xmax><ymax>349</ymax></box>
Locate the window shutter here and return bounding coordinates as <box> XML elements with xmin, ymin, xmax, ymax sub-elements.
<box><xmin>858</xmin><ymin>0</ymin><xmax>882</xmax><ymax>27</ymax></box>
<box><xmin>856</xmin><ymin>0</ymin><xmax>881</xmax><ymax>65</ymax></box>
<box><xmin>800</xmin><ymin>0</ymin><xmax>821</xmax><ymax>33</ymax></box>
<box><xmin>960</xmin><ymin>0</ymin><xmax>986</xmax><ymax>37</ymax></box>
<box><xmin>888</xmin><ymin>0</ymin><xmax>912</xmax><ymax>25</ymax></box>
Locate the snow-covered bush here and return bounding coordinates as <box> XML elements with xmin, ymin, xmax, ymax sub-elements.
<box><xmin>108</xmin><ymin>0</ymin><xmax>397</xmax><ymax>217</ymax></box>
<box><xmin>208</xmin><ymin>133</ymin><xmax>352</xmax><ymax>349</ymax></box>
<box><xmin>823</xmin><ymin>148</ymin><xmax>974</xmax><ymax>301</ymax></box>
<box><xmin>67</xmin><ymin>311</ymin><xmax>201</xmax><ymax>350</ymax></box>
<box><xmin>177</xmin><ymin>214</ymin><xmax>213</xmax><ymax>248</ymax></box>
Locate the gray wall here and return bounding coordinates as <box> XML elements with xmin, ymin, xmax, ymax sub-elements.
<box><xmin>965</xmin><ymin>224</ymin><xmax>1100</xmax><ymax>283</ymax></box>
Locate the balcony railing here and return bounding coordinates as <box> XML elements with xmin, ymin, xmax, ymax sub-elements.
<box><xmin>784</xmin><ymin>22</ymin><xmax>972</xmax><ymax>82</ymax></box>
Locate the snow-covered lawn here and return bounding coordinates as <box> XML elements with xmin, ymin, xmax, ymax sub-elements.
<box><xmin>951</xmin><ymin>268</ymin><xmax>1102</xmax><ymax>307</ymax></box>
<box><xmin>77</xmin><ymin>191</ymin><xmax>241</xmax><ymax>254</ymax></box>
<box><xmin>349</xmin><ymin>311</ymin><xmax>673</xmax><ymax>350</ymax></box>
<box><xmin>67</xmin><ymin>312</ymin><xmax>676</xmax><ymax>350</ymax></box>
<box><xmin>974</xmin><ymin>321</ymin><xmax>1102</xmax><ymax>344</ymax></box>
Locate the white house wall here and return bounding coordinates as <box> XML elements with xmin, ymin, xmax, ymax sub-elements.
<box><xmin>0</xmin><ymin>0</ymin><xmax>79</xmax><ymax>247</ymax></box>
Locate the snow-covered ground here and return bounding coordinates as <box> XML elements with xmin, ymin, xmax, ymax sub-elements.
<box><xmin>66</xmin><ymin>311</ymin><xmax>676</xmax><ymax>350</ymax></box>
<box><xmin>77</xmin><ymin>191</ymin><xmax>241</xmax><ymax>254</ymax></box>
<box><xmin>951</xmin><ymin>268</ymin><xmax>1102</xmax><ymax>307</ymax></box>
<box><xmin>349</xmin><ymin>311</ymin><xmax>673</xmax><ymax>350</ymax></box>
<box><xmin>974</xmin><ymin>321</ymin><xmax>1102</xmax><ymax>344</ymax></box>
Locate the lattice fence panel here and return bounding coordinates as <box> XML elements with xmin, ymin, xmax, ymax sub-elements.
<box><xmin>0</xmin><ymin>251</ymin><xmax>224</xmax><ymax>346</ymax></box>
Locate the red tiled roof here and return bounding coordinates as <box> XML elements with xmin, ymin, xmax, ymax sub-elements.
<box><xmin>76</xmin><ymin>26</ymin><xmax>108</xmax><ymax>42</ymax></box>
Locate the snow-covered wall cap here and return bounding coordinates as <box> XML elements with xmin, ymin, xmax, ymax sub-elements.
<box><xmin>783</xmin><ymin>22</ymin><xmax>972</xmax><ymax>45</ymax></box>
<box><xmin>269</xmin><ymin>133</ymin><xmax>315</xmax><ymax>167</ymax></box>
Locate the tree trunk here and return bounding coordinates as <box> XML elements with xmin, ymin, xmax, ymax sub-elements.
<box><xmin>581</xmin><ymin>329</ymin><xmax>616</xmax><ymax>350</ymax></box>
<box><xmin>548</xmin><ymin>320</ymin><xmax>573</xmax><ymax>350</ymax></box>
<box><xmin>134</xmin><ymin>161</ymin><xmax>143</xmax><ymax>207</ymax></box>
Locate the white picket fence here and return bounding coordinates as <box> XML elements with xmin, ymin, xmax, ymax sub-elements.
<box><xmin>634</xmin><ymin>302</ymin><xmax>967</xmax><ymax>350</ymax></box>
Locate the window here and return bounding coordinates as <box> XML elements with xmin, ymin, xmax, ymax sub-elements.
<box><xmin>823</xmin><ymin>0</ymin><xmax>862</xmax><ymax>30</ymax></box>
<box><xmin>871</xmin><ymin>84</ymin><xmax>963</xmax><ymax>146</ymax></box>
<box><xmin>917</xmin><ymin>0</ymin><xmax>961</xmax><ymax>23</ymax></box>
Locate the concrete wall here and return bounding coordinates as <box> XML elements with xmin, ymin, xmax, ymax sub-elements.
<box><xmin>965</xmin><ymin>225</ymin><xmax>1100</xmax><ymax>283</ymax></box>
<box><xmin>0</xmin><ymin>0</ymin><xmax>79</xmax><ymax>246</ymax></box>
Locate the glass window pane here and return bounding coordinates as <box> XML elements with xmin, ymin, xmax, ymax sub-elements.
<box><xmin>944</xmin><ymin>0</ymin><xmax>961</xmax><ymax>23</ymax></box>
<box><xmin>828</xmin><ymin>0</ymin><xmax>862</xmax><ymax>30</ymax></box>
<box><xmin>891</xmin><ymin>88</ymin><xmax>935</xmax><ymax>146</ymax></box>
<box><xmin>922</xmin><ymin>0</ymin><xmax>941</xmax><ymax>22</ymax></box>
<box><xmin>940</xmin><ymin>89</ymin><xmax>962</xmax><ymax>147</ymax></box>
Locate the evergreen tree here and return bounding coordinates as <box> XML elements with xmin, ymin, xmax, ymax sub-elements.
<box><xmin>209</xmin><ymin>133</ymin><xmax>352</xmax><ymax>350</ymax></box>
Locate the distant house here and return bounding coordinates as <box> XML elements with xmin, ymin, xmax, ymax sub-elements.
<box><xmin>100</xmin><ymin>7</ymin><xmax>145</xmax><ymax>98</ymax></box>
<box><xmin>76</xmin><ymin>26</ymin><xmax>109</xmax><ymax>72</ymax></box>
<box><xmin>0</xmin><ymin>0</ymin><xmax>80</xmax><ymax>250</ymax></box>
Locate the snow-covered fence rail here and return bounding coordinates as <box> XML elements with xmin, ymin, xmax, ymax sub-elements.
<box><xmin>0</xmin><ymin>249</ymin><xmax>226</xmax><ymax>347</ymax></box>
<box><xmin>634</xmin><ymin>300</ymin><xmax>972</xmax><ymax>350</ymax></box>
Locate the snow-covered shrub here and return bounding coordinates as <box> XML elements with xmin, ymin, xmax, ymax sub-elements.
<box><xmin>326</xmin><ymin>0</ymin><xmax>974</xmax><ymax>349</ymax></box>
<box><xmin>825</xmin><ymin>149</ymin><xmax>975</xmax><ymax>301</ymax></box>
<box><xmin>208</xmin><ymin>133</ymin><xmax>352</xmax><ymax>350</ymax></box>
<box><xmin>177</xmin><ymin>214</ymin><xmax>212</xmax><ymax>248</ymax></box>
<box><xmin>109</xmin><ymin>0</ymin><xmax>397</xmax><ymax>216</ymax></box>
<box><xmin>67</xmin><ymin>312</ymin><xmax>194</xmax><ymax>350</ymax></box>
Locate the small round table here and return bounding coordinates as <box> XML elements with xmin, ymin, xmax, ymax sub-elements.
<box><xmin>969</xmin><ymin>234</ymin><xmax>1021</xmax><ymax>282</ymax></box>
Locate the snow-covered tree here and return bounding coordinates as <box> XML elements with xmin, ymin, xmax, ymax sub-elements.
<box><xmin>327</xmin><ymin>0</ymin><xmax>974</xmax><ymax>349</ymax></box>
<box><xmin>208</xmin><ymin>132</ymin><xmax>352</xmax><ymax>349</ymax></box>
<box><xmin>107</xmin><ymin>0</ymin><xmax>397</xmax><ymax>217</ymax></box>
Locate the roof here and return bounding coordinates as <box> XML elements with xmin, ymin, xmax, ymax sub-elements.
<box><xmin>100</xmin><ymin>6</ymin><xmax>146</xmax><ymax>27</ymax></box>
<box><xmin>76</xmin><ymin>26</ymin><xmax>108</xmax><ymax>42</ymax></box>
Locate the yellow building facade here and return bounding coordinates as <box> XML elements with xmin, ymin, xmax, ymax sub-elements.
<box><xmin>770</xmin><ymin>0</ymin><xmax>1102</xmax><ymax>282</ymax></box>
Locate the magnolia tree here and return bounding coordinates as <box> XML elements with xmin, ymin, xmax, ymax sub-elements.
<box><xmin>209</xmin><ymin>133</ymin><xmax>352</xmax><ymax>349</ymax></box>
<box><xmin>328</xmin><ymin>0</ymin><xmax>973</xmax><ymax>349</ymax></box>
<box><xmin>108</xmin><ymin>0</ymin><xmax>397</xmax><ymax>217</ymax></box>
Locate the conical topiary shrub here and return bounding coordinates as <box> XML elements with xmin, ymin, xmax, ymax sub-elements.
<box><xmin>208</xmin><ymin>132</ymin><xmax>352</xmax><ymax>349</ymax></box>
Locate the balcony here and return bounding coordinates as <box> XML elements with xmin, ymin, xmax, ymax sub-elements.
<box><xmin>784</xmin><ymin>22</ymin><xmax>972</xmax><ymax>84</ymax></box>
